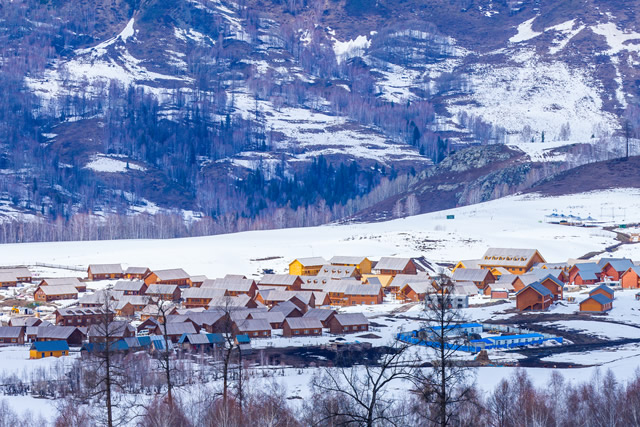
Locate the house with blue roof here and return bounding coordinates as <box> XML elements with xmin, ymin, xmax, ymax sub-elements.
<box><xmin>598</xmin><ymin>258</ymin><xmax>634</xmax><ymax>281</ymax></box>
<box><xmin>622</xmin><ymin>266</ymin><xmax>640</xmax><ymax>289</ymax></box>
<box><xmin>569</xmin><ymin>262</ymin><xmax>601</xmax><ymax>285</ymax></box>
<box><xmin>539</xmin><ymin>274</ymin><xmax>565</xmax><ymax>301</ymax></box>
<box><xmin>30</xmin><ymin>340</ymin><xmax>69</xmax><ymax>359</ymax></box>
<box><xmin>580</xmin><ymin>293</ymin><xmax>612</xmax><ymax>313</ymax></box>
<box><xmin>590</xmin><ymin>284</ymin><xmax>614</xmax><ymax>300</ymax></box>
<box><xmin>516</xmin><ymin>282</ymin><xmax>553</xmax><ymax>311</ymax></box>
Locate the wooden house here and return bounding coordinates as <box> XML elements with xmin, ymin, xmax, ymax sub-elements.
<box><xmin>590</xmin><ymin>284</ymin><xmax>614</xmax><ymax>300</ymax></box>
<box><xmin>580</xmin><ymin>294</ymin><xmax>613</xmax><ymax>313</ymax></box>
<box><xmin>123</xmin><ymin>267</ymin><xmax>151</xmax><ymax>280</ymax></box>
<box><xmin>113</xmin><ymin>280</ymin><xmax>147</xmax><ymax>295</ymax></box>
<box><xmin>8</xmin><ymin>317</ymin><xmax>42</xmax><ymax>328</ymax></box>
<box><xmin>270</xmin><ymin>300</ymin><xmax>304</xmax><ymax>318</ymax></box>
<box><xmin>346</xmin><ymin>284</ymin><xmax>384</xmax><ymax>305</ymax></box>
<box><xmin>568</xmin><ymin>262</ymin><xmax>601</xmax><ymax>285</ymax></box>
<box><xmin>479</xmin><ymin>248</ymin><xmax>546</xmax><ymax>275</ymax></box>
<box><xmin>256</xmin><ymin>289</ymin><xmax>314</xmax><ymax>310</ymax></box>
<box><xmin>189</xmin><ymin>275</ymin><xmax>207</xmax><ymax>288</ymax></box>
<box><xmin>78</xmin><ymin>290</ymin><xmax>113</xmax><ymax>308</ymax></box>
<box><xmin>493</xmin><ymin>274</ymin><xmax>525</xmax><ymax>293</ymax></box>
<box><xmin>145</xmin><ymin>284</ymin><xmax>181</xmax><ymax>302</ymax></box>
<box><xmin>0</xmin><ymin>272</ymin><xmax>18</xmax><ymax>287</ymax></box>
<box><xmin>153</xmin><ymin>322</ymin><xmax>198</xmax><ymax>343</ymax></box>
<box><xmin>282</xmin><ymin>317</ymin><xmax>323</xmax><ymax>337</ymax></box>
<box><xmin>539</xmin><ymin>275</ymin><xmax>564</xmax><ymax>301</ymax></box>
<box><xmin>35</xmin><ymin>326</ymin><xmax>84</xmax><ymax>346</ymax></box>
<box><xmin>399</xmin><ymin>281</ymin><xmax>434</xmax><ymax>302</ymax></box>
<box><xmin>87</xmin><ymin>321</ymin><xmax>135</xmax><ymax>343</ymax></box>
<box><xmin>373</xmin><ymin>257</ymin><xmax>417</xmax><ymax>277</ymax></box>
<box><xmin>303</xmin><ymin>308</ymin><xmax>336</xmax><ymax>327</ymax></box>
<box><xmin>0</xmin><ymin>326</ymin><xmax>25</xmax><ymax>344</ymax></box>
<box><xmin>451</xmin><ymin>259</ymin><xmax>481</xmax><ymax>273</ymax></box>
<box><xmin>233</xmin><ymin>319</ymin><xmax>272</xmax><ymax>338</ymax></box>
<box><xmin>329</xmin><ymin>256</ymin><xmax>373</xmax><ymax>274</ymax></box>
<box><xmin>202</xmin><ymin>278</ymin><xmax>259</xmax><ymax>298</ymax></box>
<box><xmin>386</xmin><ymin>273</ymin><xmax>431</xmax><ymax>295</ymax></box>
<box><xmin>179</xmin><ymin>312</ymin><xmax>227</xmax><ymax>333</ymax></box>
<box><xmin>483</xmin><ymin>282</ymin><xmax>515</xmax><ymax>296</ymax></box>
<box><xmin>515</xmin><ymin>282</ymin><xmax>553</xmax><ymax>311</ymax></box>
<box><xmin>598</xmin><ymin>258</ymin><xmax>634</xmax><ymax>282</ymax></box>
<box><xmin>139</xmin><ymin>303</ymin><xmax>179</xmax><ymax>322</ymax></box>
<box><xmin>87</xmin><ymin>264</ymin><xmax>123</xmax><ymax>281</ymax></box>
<box><xmin>248</xmin><ymin>311</ymin><xmax>286</xmax><ymax>329</ymax></box>
<box><xmin>0</xmin><ymin>267</ymin><xmax>32</xmax><ymax>282</ymax></box>
<box><xmin>452</xmin><ymin>268</ymin><xmax>496</xmax><ymax>290</ymax></box>
<box><xmin>144</xmin><ymin>268</ymin><xmax>191</xmax><ymax>287</ymax></box>
<box><xmin>317</xmin><ymin>264</ymin><xmax>361</xmax><ymax>280</ymax></box>
<box><xmin>30</xmin><ymin>340</ymin><xmax>69</xmax><ymax>359</ymax></box>
<box><xmin>207</xmin><ymin>295</ymin><xmax>258</xmax><ymax>310</ymax></box>
<box><xmin>39</xmin><ymin>277</ymin><xmax>86</xmax><ymax>292</ymax></box>
<box><xmin>313</xmin><ymin>292</ymin><xmax>331</xmax><ymax>306</ymax></box>
<box><xmin>259</xmin><ymin>274</ymin><xmax>303</xmax><ymax>291</ymax></box>
<box><xmin>34</xmin><ymin>285</ymin><xmax>78</xmax><ymax>302</ymax></box>
<box><xmin>182</xmin><ymin>287</ymin><xmax>227</xmax><ymax>308</ymax></box>
<box><xmin>288</xmin><ymin>257</ymin><xmax>326</xmax><ymax>276</ymax></box>
<box><xmin>54</xmin><ymin>308</ymin><xmax>110</xmax><ymax>327</ymax></box>
<box><xmin>452</xmin><ymin>281</ymin><xmax>480</xmax><ymax>296</ymax></box>
<box><xmin>621</xmin><ymin>266</ymin><xmax>640</xmax><ymax>289</ymax></box>
<box><xmin>137</xmin><ymin>317</ymin><xmax>159</xmax><ymax>334</ymax></box>
<box><xmin>328</xmin><ymin>313</ymin><xmax>369</xmax><ymax>335</ymax></box>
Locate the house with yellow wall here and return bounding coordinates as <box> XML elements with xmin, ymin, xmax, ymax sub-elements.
<box><xmin>479</xmin><ymin>248</ymin><xmax>546</xmax><ymax>275</ymax></box>
<box><xmin>329</xmin><ymin>256</ymin><xmax>372</xmax><ymax>274</ymax></box>
<box><xmin>30</xmin><ymin>340</ymin><xmax>70</xmax><ymax>359</ymax></box>
<box><xmin>289</xmin><ymin>257</ymin><xmax>327</xmax><ymax>276</ymax></box>
<box><xmin>451</xmin><ymin>260</ymin><xmax>481</xmax><ymax>273</ymax></box>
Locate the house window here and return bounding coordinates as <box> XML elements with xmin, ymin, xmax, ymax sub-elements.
<box><xmin>294</xmin><ymin>330</ymin><xmax>300</xmax><ymax>335</ymax></box>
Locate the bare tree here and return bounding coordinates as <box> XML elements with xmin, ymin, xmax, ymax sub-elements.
<box><xmin>410</xmin><ymin>273</ymin><xmax>475</xmax><ymax>427</ymax></box>
<box><xmin>308</xmin><ymin>340</ymin><xmax>415</xmax><ymax>427</ymax></box>
<box><xmin>152</xmin><ymin>298</ymin><xmax>178</xmax><ymax>406</ymax></box>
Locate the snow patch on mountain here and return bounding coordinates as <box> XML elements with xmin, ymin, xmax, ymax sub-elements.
<box><xmin>591</xmin><ymin>22</ymin><xmax>640</xmax><ymax>55</ymax></box>
<box><xmin>332</xmin><ymin>35</ymin><xmax>371</xmax><ymax>64</ymax></box>
<box><xmin>509</xmin><ymin>18</ymin><xmax>542</xmax><ymax>43</ymax></box>
<box><xmin>85</xmin><ymin>155</ymin><xmax>146</xmax><ymax>173</ymax></box>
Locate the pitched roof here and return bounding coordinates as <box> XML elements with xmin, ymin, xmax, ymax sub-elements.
<box><xmin>31</xmin><ymin>340</ymin><xmax>69</xmax><ymax>352</ymax></box>
<box><xmin>452</xmin><ymin>268</ymin><xmax>492</xmax><ymax>282</ymax></box>
<box><xmin>317</xmin><ymin>265</ymin><xmax>358</xmax><ymax>278</ymax></box>
<box><xmin>146</xmin><ymin>284</ymin><xmax>179</xmax><ymax>295</ymax></box>
<box><xmin>375</xmin><ymin>257</ymin><xmax>412</xmax><ymax>271</ymax></box>
<box><xmin>583</xmin><ymin>294</ymin><xmax>613</xmax><ymax>306</ymax></box>
<box><xmin>457</xmin><ymin>260</ymin><xmax>481</xmax><ymax>269</ymax></box>
<box><xmin>56</xmin><ymin>308</ymin><xmax>106</xmax><ymax>316</ymax></box>
<box><xmin>234</xmin><ymin>318</ymin><xmax>272</xmax><ymax>332</ymax></box>
<box><xmin>590</xmin><ymin>284</ymin><xmax>614</xmax><ymax>296</ymax></box>
<box><xmin>0</xmin><ymin>272</ymin><xmax>18</xmax><ymax>282</ymax></box>
<box><xmin>88</xmin><ymin>321</ymin><xmax>134</xmax><ymax>338</ymax></box>
<box><xmin>574</xmin><ymin>263</ymin><xmax>601</xmax><ymax>281</ymax></box>
<box><xmin>540</xmin><ymin>274</ymin><xmax>564</xmax><ymax>289</ymax></box>
<box><xmin>345</xmin><ymin>284</ymin><xmax>382</xmax><ymax>296</ymax></box>
<box><xmin>153</xmin><ymin>268</ymin><xmax>190</xmax><ymax>281</ymax></box>
<box><xmin>182</xmin><ymin>287</ymin><xmax>227</xmax><ymax>299</ymax></box>
<box><xmin>249</xmin><ymin>311</ymin><xmax>285</xmax><ymax>323</ymax></box>
<box><xmin>202</xmin><ymin>278</ymin><xmax>256</xmax><ymax>292</ymax></box>
<box><xmin>452</xmin><ymin>282</ymin><xmax>479</xmax><ymax>296</ymax></box>
<box><xmin>388</xmin><ymin>273</ymin><xmax>431</xmax><ymax>288</ymax></box>
<box><xmin>599</xmin><ymin>258</ymin><xmax>635</xmax><ymax>272</ymax></box>
<box><xmin>42</xmin><ymin>277</ymin><xmax>83</xmax><ymax>286</ymax></box>
<box><xmin>333</xmin><ymin>313</ymin><xmax>368</xmax><ymax>326</ymax></box>
<box><xmin>207</xmin><ymin>294</ymin><xmax>253</xmax><ymax>308</ymax></box>
<box><xmin>487</xmin><ymin>281</ymin><xmax>515</xmax><ymax>292</ymax></box>
<box><xmin>269</xmin><ymin>300</ymin><xmax>302</xmax><ymax>316</ymax></box>
<box><xmin>189</xmin><ymin>275</ymin><xmax>208</xmax><ymax>283</ymax></box>
<box><xmin>480</xmin><ymin>248</ymin><xmax>544</xmax><ymax>267</ymax></box>
<box><xmin>303</xmin><ymin>308</ymin><xmax>336</xmax><ymax>321</ymax></box>
<box><xmin>161</xmin><ymin>322</ymin><xmax>197</xmax><ymax>335</ymax></box>
<box><xmin>117</xmin><ymin>295</ymin><xmax>150</xmax><ymax>305</ymax></box>
<box><xmin>329</xmin><ymin>256</ymin><xmax>368</xmax><ymax>265</ymax></box>
<box><xmin>36</xmin><ymin>285</ymin><xmax>78</xmax><ymax>296</ymax></box>
<box><xmin>0</xmin><ymin>326</ymin><xmax>24</xmax><ymax>338</ymax></box>
<box><xmin>178</xmin><ymin>333</ymin><xmax>211</xmax><ymax>345</ymax></box>
<box><xmin>88</xmin><ymin>264</ymin><xmax>123</xmax><ymax>275</ymax></box>
<box><xmin>284</xmin><ymin>317</ymin><xmax>323</xmax><ymax>329</ymax></box>
<box><xmin>124</xmin><ymin>266</ymin><xmax>150</xmax><ymax>275</ymax></box>
<box><xmin>113</xmin><ymin>280</ymin><xmax>146</xmax><ymax>292</ymax></box>
<box><xmin>37</xmin><ymin>326</ymin><xmax>79</xmax><ymax>340</ymax></box>
<box><xmin>624</xmin><ymin>266</ymin><xmax>640</xmax><ymax>277</ymax></box>
<box><xmin>517</xmin><ymin>282</ymin><xmax>552</xmax><ymax>297</ymax></box>
<box><xmin>259</xmin><ymin>274</ymin><xmax>301</xmax><ymax>286</ymax></box>
<box><xmin>0</xmin><ymin>267</ymin><xmax>31</xmax><ymax>278</ymax></box>
<box><xmin>290</xmin><ymin>257</ymin><xmax>327</xmax><ymax>267</ymax></box>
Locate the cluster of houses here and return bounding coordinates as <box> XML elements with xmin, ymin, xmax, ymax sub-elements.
<box><xmin>452</xmin><ymin>248</ymin><xmax>633</xmax><ymax>313</ymax></box>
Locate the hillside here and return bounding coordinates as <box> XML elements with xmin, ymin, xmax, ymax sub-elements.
<box><xmin>1</xmin><ymin>0</ymin><xmax>640</xmax><ymax>241</ymax></box>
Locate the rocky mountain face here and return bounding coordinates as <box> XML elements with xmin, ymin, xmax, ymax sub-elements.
<box><xmin>0</xmin><ymin>0</ymin><xmax>639</xmax><ymax>241</ymax></box>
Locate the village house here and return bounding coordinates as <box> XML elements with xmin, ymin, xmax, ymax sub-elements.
<box><xmin>233</xmin><ymin>318</ymin><xmax>272</xmax><ymax>338</ymax></box>
<box><xmin>346</xmin><ymin>284</ymin><xmax>384</xmax><ymax>305</ymax></box>
<box><xmin>590</xmin><ymin>284</ymin><xmax>614</xmax><ymax>300</ymax></box>
<box><xmin>303</xmin><ymin>308</ymin><xmax>336</xmax><ymax>327</ymax></box>
<box><xmin>144</xmin><ymin>268</ymin><xmax>192</xmax><ymax>287</ymax></box>
<box><xmin>182</xmin><ymin>287</ymin><xmax>227</xmax><ymax>308</ymax></box>
<box><xmin>492</xmin><ymin>274</ymin><xmax>525</xmax><ymax>293</ymax></box>
<box><xmin>621</xmin><ymin>266</ymin><xmax>640</xmax><ymax>289</ymax></box>
<box><xmin>451</xmin><ymin>259</ymin><xmax>482</xmax><ymax>273</ymax></box>
<box><xmin>568</xmin><ymin>262</ymin><xmax>601</xmax><ymax>285</ymax></box>
<box><xmin>113</xmin><ymin>280</ymin><xmax>148</xmax><ymax>295</ymax></box>
<box><xmin>87</xmin><ymin>321</ymin><xmax>135</xmax><ymax>343</ymax></box>
<box><xmin>329</xmin><ymin>256</ymin><xmax>373</xmax><ymax>274</ymax></box>
<box><xmin>137</xmin><ymin>317</ymin><xmax>159</xmax><ymax>334</ymax></box>
<box><xmin>317</xmin><ymin>264</ymin><xmax>361</xmax><ymax>280</ymax></box>
<box><xmin>282</xmin><ymin>317</ymin><xmax>323</xmax><ymax>337</ymax></box>
<box><xmin>483</xmin><ymin>282</ymin><xmax>515</xmax><ymax>296</ymax></box>
<box><xmin>515</xmin><ymin>282</ymin><xmax>553</xmax><ymax>311</ymax></box>
<box><xmin>313</xmin><ymin>291</ymin><xmax>331</xmax><ymax>306</ymax></box>
<box><xmin>452</xmin><ymin>268</ymin><xmax>496</xmax><ymax>290</ymax></box>
<box><xmin>580</xmin><ymin>294</ymin><xmax>613</xmax><ymax>313</ymax></box>
<box><xmin>139</xmin><ymin>303</ymin><xmax>179</xmax><ymax>322</ymax></box>
<box><xmin>248</xmin><ymin>311</ymin><xmax>286</xmax><ymax>329</ymax></box>
<box><xmin>202</xmin><ymin>278</ymin><xmax>259</xmax><ymax>298</ymax></box>
<box><xmin>259</xmin><ymin>274</ymin><xmax>303</xmax><ymax>291</ymax></box>
<box><xmin>452</xmin><ymin>281</ymin><xmax>480</xmax><ymax>296</ymax></box>
<box><xmin>270</xmin><ymin>300</ymin><xmax>304</xmax><ymax>318</ymax></box>
<box><xmin>598</xmin><ymin>258</ymin><xmax>634</xmax><ymax>282</ymax></box>
<box><xmin>0</xmin><ymin>326</ymin><xmax>25</xmax><ymax>344</ymax></box>
<box><xmin>373</xmin><ymin>257</ymin><xmax>417</xmax><ymax>277</ymax></box>
<box><xmin>0</xmin><ymin>272</ymin><xmax>18</xmax><ymax>287</ymax></box>
<box><xmin>328</xmin><ymin>313</ymin><xmax>369</xmax><ymax>334</ymax></box>
<box><xmin>145</xmin><ymin>284</ymin><xmax>181</xmax><ymax>301</ymax></box>
<box><xmin>123</xmin><ymin>267</ymin><xmax>151</xmax><ymax>280</ymax></box>
<box><xmin>0</xmin><ymin>267</ymin><xmax>32</xmax><ymax>282</ymax></box>
<box><xmin>256</xmin><ymin>289</ymin><xmax>314</xmax><ymax>310</ymax></box>
<box><xmin>479</xmin><ymin>248</ymin><xmax>546</xmax><ymax>275</ymax></box>
<box><xmin>288</xmin><ymin>257</ymin><xmax>327</xmax><ymax>276</ymax></box>
<box><xmin>398</xmin><ymin>281</ymin><xmax>434</xmax><ymax>302</ymax></box>
<box><xmin>8</xmin><ymin>317</ymin><xmax>42</xmax><ymax>328</ymax></box>
<box><xmin>152</xmin><ymin>322</ymin><xmax>198</xmax><ymax>343</ymax></box>
<box><xmin>539</xmin><ymin>275</ymin><xmax>564</xmax><ymax>301</ymax></box>
<box><xmin>386</xmin><ymin>273</ymin><xmax>431</xmax><ymax>296</ymax></box>
<box><xmin>35</xmin><ymin>326</ymin><xmax>84</xmax><ymax>346</ymax></box>
<box><xmin>189</xmin><ymin>275</ymin><xmax>207</xmax><ymax>288</ymax></box>
<box><xmin>87</xmin><ymin>264</ymin><xmax>123</xmax><ymax>281</ymax></box>
<box><xmin>300</xmin><ymin>276</ymin><xmax>332</xmax><ymax>291</ymax></box>
<box><xmin>207</xmin><ymin>294</ymin><xmax>258</xmax><ymax>310</ymax></box>
<box><xmin>78</xmin><ymin>290</ymin><xmax>114</xmax><ymax>308</ymax></box>
<box><xmin>54</xmin><ymin>308</ymin><xmax>110</xmax><ymax>327</ymax></box>
<box><xmin>39</xmin><ymin>277</ymin><xmax>86</xmax><ymax>292</ymax></box>
<box><xmin>178</xmin><ymin>333</ymin><xmax>224</xmax><ymax>352</ymax></box>
<box><xmin>30</xmin><ymin>341</ymin><xmax>70</xmax><ymax>359</ymax></box>
<box><xmin>34</xmin><ymin>285</ymin><xmax>79</xmax><ymax>302</ymax></box>
<box><xmin>182</xmin><ymin>311</ymin><xmax>229</xmax><ymax>333</ymax></box>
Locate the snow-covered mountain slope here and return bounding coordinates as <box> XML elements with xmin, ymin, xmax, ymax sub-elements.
<box><xmin>0</xmin><ymin>188</ymin><xmax>635</xmax><ymax>278</ymax></box>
